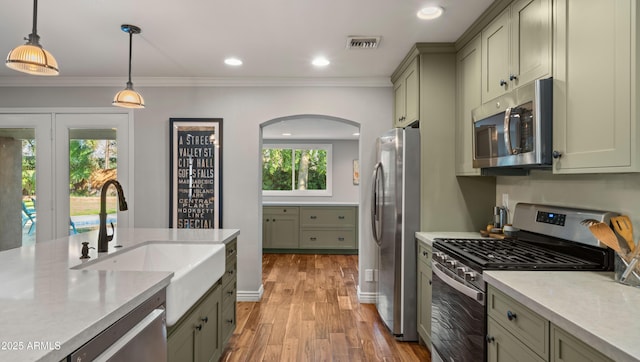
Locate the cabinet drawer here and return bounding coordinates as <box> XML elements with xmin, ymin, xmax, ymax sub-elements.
<box><xmin>222</xmin><ymin>260</ymin><xmax>237</xmax><ymax>287</ymax></box>
<box><xmin>300</xmin><ymin>230</ymin><xmax>356</xmax><ymax>249</ymax></box>
<box><xmin>225</xmin><ymin>239</ymin><xmax>237</xmax><ymax>263</ymax></box>
<box><xmin>488</xmin><ymin>316</ymin><xmax>546</xmax><ymax>362</ymax></box>
<box><xmin>222</xmin><ymin>280</ymin><xmax>236</xmax><ymax>307</ymax></box>
<box><xmin>550</xmin><ymin>323</ymin><xmax>613</xmax><ymax>362</ymax></box>
<box><xmin>487</xmin><ymin>285</ymin><xmax>549</xmax><ymax>358</ymax></box>
<box><xmin>264</xmin><ymin>206</ymin><xmax>299</xmax><ymax>215</ymax></box>
<box><xmin>222</xmin><ymin>304</ymin><xmax>236</xmax><ymax>343</ymax></box>
<box><xmin>300</xmin><ymin>207</ymin><xmax>356</xmax><ymax>228</ymax></box>
<box><xmin>417</xmin><ymin>241</ymin><xmax>431</xmax><ymax>267</ymax></box>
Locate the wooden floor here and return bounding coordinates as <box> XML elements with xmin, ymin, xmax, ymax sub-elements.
<box><xmin>220</xmin><ymin>253</ymin><xmax>431</xmax><ymax>361</ymax></box>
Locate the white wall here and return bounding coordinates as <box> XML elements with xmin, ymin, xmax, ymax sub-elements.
<box><xmin>496</xmin><ymin>171</ymin><xmax>640</xmax><ymax>233</ymax></box>
<box><xmin>0</xmin><ymin>85</ymin><xmax>391</xmax><ymax>299</ymax></box>
<box><xmin>262</xmin><ymin>139</ymin><xmax>359</xmax><ymax>204</ymax></box>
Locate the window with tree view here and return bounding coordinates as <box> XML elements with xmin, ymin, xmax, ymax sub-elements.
<box><xmin>262</xmin><ymin>144</ymin><xmax>332</xmax><ymax>195</ymax></box>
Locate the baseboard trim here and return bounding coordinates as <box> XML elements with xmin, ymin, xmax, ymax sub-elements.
<box><xmin>237</xmin><ymin>284</ymin><xmax>264</xmax><ymax>302</ymax></box>
<box><xmin>357</xmin><ymin>285</ymin><xmax>377</xmax><ymax>304</ymax></box>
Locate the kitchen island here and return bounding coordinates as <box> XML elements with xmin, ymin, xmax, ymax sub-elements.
<box><xmin>485</xmin><ymin>270</ymin><xmax>640</xmax><ymax>361</ymax></box>
<box><xmin>0</xmin><ymin>228</ymin><xmax>239</xmax><ymax>362</ymax></box>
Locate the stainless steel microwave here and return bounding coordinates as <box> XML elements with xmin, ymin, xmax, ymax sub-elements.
<box><xmin>472</xmin><ymin>77</ymin><xmax>552</xmax><ymax>169</ymax></box>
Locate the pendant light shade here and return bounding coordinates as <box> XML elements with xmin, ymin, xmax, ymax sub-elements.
<box><xmin>113</xmin><ymin>24</ymin><xmax>144</xmax><ymax>109</ymax></box>
<box><xmin>5</xmin><ymin>0</ymin><xmax>59</xmax><ymax>76</ymax></box>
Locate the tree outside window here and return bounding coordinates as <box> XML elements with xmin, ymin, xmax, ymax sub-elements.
<box><xmin>262</xmin><ymin>144</ymin><xmax>332</xmax><ymax>196</ymax></box>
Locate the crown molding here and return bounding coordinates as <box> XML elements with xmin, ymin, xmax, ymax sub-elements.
<box><xmin>0</xmin><ymin>76</ymin><xmax>392</xmax><ymax>88</ymax></box>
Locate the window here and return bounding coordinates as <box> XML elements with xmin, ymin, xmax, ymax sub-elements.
<box><xmin>262</xmin><ymin>144</ymin><xmax>332</xmax><ymax>196</ymax></box>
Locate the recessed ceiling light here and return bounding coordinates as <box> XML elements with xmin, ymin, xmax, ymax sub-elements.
<box><xmin>417</xmin><ymin>6</ymin><xmax>444</xmax><ymax>20</ymax></box>
<box><xmin>312</xmin><ymin>57</ymin><xmax>330</xmax><ymax>67</ymax></box>
<box><xmin>224</xmin><ymin>57</ymin><xmax>243</xmax><ymax>66</ymax></box>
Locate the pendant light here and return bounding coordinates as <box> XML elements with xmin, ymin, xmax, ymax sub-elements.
<box><xmin>5</xmin><ymin>0</ymin><xmax>59</xmax><ymax>76</ymax></box>
<box><xmin>113</xmin><ymin>24</ymin><xmax>145</xmax><ymax>109</ymax></box>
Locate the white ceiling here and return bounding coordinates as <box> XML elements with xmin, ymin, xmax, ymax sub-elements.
<box><xmin>0</xmin><ymin>0</ymin><xmax>493</xmax><ymax>82</ymax></box>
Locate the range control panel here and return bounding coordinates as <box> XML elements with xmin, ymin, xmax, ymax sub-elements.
<box><xmin>536</xmin><ymin>211</ymin><xmax>566</xmax><ymax>226</ymax></box>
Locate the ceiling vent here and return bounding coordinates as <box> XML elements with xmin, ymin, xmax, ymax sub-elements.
<box><xmin>346</xmin><ymin>36</ymin><xmax>381</xmax><ymax>49</ymax></box>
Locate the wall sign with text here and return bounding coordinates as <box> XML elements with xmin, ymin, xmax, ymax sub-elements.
<box><xmin>169</xmin><ymin>118</ymin><xmax>222</xmax><ymax>229</ymax></box>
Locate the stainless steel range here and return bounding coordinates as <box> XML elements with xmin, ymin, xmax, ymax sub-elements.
<box><xmin>430</xmin><ymin>203</ymin><xmax>617</xmax><ymax>362</ymax></box>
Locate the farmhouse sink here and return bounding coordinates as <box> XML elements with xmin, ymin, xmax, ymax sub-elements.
<box><xmin>73</xmin><ymin>242</ymin><xmax>226</xmax><ymax>326</ymax></box>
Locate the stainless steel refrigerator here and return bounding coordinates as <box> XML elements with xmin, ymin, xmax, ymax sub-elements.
<box><xmin>371</xmin><ymin>127</ymin><xmax>420</xmax><ymax>341</ymax></box>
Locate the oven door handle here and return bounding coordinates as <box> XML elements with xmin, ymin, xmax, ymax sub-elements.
<box><xmin>433</xmin><ymin>263</ymin><xmax>484</xmax><ymax>305</ymax></box>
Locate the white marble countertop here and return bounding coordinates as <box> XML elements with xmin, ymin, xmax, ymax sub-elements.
<box><xmin>415</xmin><ymin>231</ymin><xmax>484</xmax><ymax>247</ymax></box>
<box><xmin>484</xmin><ymin>270</ymin><xmax>640</xmax><ymax>362</ymax></box>
<box><xmin>0</xmin><ymin>227</ymin><xmax>239</xmax><ymax>362</ymax></box>
<box><xmin>263</xmin><ymin>201</ymin><xmax>359</xmax><ymax>206</ymax></box>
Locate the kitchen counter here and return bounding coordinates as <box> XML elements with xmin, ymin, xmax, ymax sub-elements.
<box><xmin>0</xmin><ymin>227</ymin><xmax>239</xmax><ymax>362</ymax></box>
<box><xmin>484</xmin><ymin>270</ymin><xmax>640</xmax><ymax>362</ymax></box>
<box><xmin>415</xmin><ymin>231</ymin><xmax>484</xmax><ymax>247</ymax></box>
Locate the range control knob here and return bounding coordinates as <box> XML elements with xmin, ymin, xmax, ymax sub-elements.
<box><xmin>464</xmin><ymin>271</ymin><xmax>477</xmax><ymax>282</ymax></box>
<box><xmin>456</xmin><ymin>266</ymin><xmax>467</xmax><ymax>277</ymax></box>
<box><xmin>446</xmin><ymin>260</ymin><xmax>457</xmax><ymax>268</ymax></box>
<box><xmin>435</xmin><ymin>252</ymin><xmax>447</xmax><ymax>264</ymax></box>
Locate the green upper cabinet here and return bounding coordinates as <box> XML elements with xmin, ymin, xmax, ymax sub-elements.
<box><xmin>552</xmin><ymin>0</ymin><xmax>639</xmax><ymax>173</ymax></box>
<box><xmin>456</xmin><ymin>35</ymin><xmax>483</xmax><ymax>176</ymax></box>
<box><xmin>392</xmin><ymin>56</ymin><xmax>420</xmax><ymax>128</ymax></box>
<box><xmin>481</xmin><ymin>0</ymin><xmax>551</xmax><ymax>102</ymax></box>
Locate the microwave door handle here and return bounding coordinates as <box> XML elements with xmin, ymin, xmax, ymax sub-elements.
<box><xmin>504</xmin><ymin>107</ymin><xmax>514</xmax><ymax>155</ymax></box>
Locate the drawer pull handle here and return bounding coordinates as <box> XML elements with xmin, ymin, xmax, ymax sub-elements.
<box><xmin>226</xmin><ymin>319</ymin><xmax>234</xmax><ymax>324</ymax></box>
<box><xmin>507</xmin><ymin>310</ymin><xmax>517</xmax><ymax>321</ymax></box>
<box><xmin>227</xmin><ymin>291</ymin><xmax>234</xmax><ymax>296</ymax></box>
<box><xmin>338</xmin><ymin>237</ymin><xmax>345</xmax><ymax>241</ymax></box>
<box><xmin>310</xmin><ymin>216</ymin><xmax>317</xmax><ymax>219</ymax></box>
<box><xmin>201</xmin><ymin>316</ymin><xmax>209</xmax><ymax>323</ymax></box>
<box><xmin>486</xmin><ymin>335</ymin><xmax>495</xmax><ymax>344</ymax></box>
<box><xmin>422</xmin><ymin>251</ymin><xmax>428</xmax><ymax>257</ymax></box>
<box><xmin>228</xmin><ymin>269</ymin><xmax>235</xmax><ymax>275</ymax></box>
<box><xmin>195</xmin><ymin>324</ymin><xmax>203</xmax><ymax>331</ymax></box>
<box><xmin>338</xmin><ymin>216</ymin><xmax>345</xmax><ymax>219</ymax></box>
<box><xmin>310</xmin><ymin>237</ymin><xmax>317</xmax><ymax>241</ymax></box>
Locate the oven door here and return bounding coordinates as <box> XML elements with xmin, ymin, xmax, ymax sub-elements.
<box><xmin>431</xmin><ymin>260</ymin><xmax>486</xmax><ymax>362</ymax></box>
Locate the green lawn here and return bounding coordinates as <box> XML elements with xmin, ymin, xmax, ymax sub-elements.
<box><xmin>70</xmin><ymin>196</ymin><xmax>117</xmax><ymax>216</ymax></box>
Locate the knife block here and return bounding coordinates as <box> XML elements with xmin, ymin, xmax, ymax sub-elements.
<box><xmin>614</xmin><ymin>253</ymin><xmax>640</xmax><ymax>288</ymax></box>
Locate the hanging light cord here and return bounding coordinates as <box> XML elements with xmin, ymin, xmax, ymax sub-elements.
<box><xmin>126</xmin><ymin>29</ymin><xmax>134</xmax><ymax>88</ymax></box>
<box><xmin>28</xmin><ymin>0</ymin><xmax>40</xmax><ymax>45</ymax></box>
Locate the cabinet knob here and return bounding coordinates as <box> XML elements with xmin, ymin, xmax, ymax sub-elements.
<box><xmin>428</xmin><ymin>279</ymin><xmax>432</xmax><ymax>285</ymax></box>
<box><xmin>338</xmin><ymin>237</ymin><xmax>345</xmax><ymax>241</ymax></box>
<box><xmin>227</xmin><ymin>290</ymin><xmax>234</xmax><ymax>296</ymax></box>
<box><xmin>228</xmin><ymin>269</ymin><xmax>235</xmax><ymax>275</ymax></box>
<box><xmin>486</xmin><ymin>335</ymin><xmax>495</xmax><ymax>344</ymax></box>
<box><xmin>509</xmin><ymin>74</ymin><xmax>518</xmax><ymax>81</ymax></box>
<box><xmin>310</xmin><ymin>237</ymin><xmax>317</xmax><ymax>241</ymax></box>
<box><xmin>195</xmin><ymin>324</ymin><xmax>203</xmax><ymax>331</ymax></box>
<box><xmin>226</xmin><ymin>319</ymin><xmax>234</xmax><ymax>324</ymax></box>
<box><xmin>338</xmin><ymin>216</ymin><xmax>345</xmax><ymax>220</ymax></box>
<box><xmin>552</xmin><ymin>150</ymin><xmax>562</xmax><ymax>159</ymax></box>
<box><xmin>310</xmin><ymin>215</ymin><xmax>317</xmax><ymax>219</ymax></box>
<box><xmin>507</xmin><ymin>310</ymin><xmax>517</xmax><ymax>321</ymax></box>
<box><xmin>422</xmin><ymin>251</ymin><xmax>428</xmax><ymax>257</ymax></box>
<box><xmin>201</xmin><ymin>316</ymin><xmax>209</xmax><ymax>323</ymax></box>
<box><xmin>499</xmin><ymin>79</ymin><xmax>507</xmax><ymax>87</ymax></box>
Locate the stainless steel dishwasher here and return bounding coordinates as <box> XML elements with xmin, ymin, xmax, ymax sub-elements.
<box><xmin>67</xmin><ymin>289</ymin><xmax>167</xmax><ymax>362</ymax></box>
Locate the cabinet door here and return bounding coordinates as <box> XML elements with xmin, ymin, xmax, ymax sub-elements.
<box><xmin>394</xmin><ymin>80</ymin><xmax>405</xmax><ymax>127</ymax></box>
<box><xmin>456</xmin><ymin>35</ymin><xmax>483</xmax><ymax>175</ymax></box>
<box><xmin>553</xmin><ymin>0</ymin><xmax>634</xmax><ymax>173</ymax></box>
<box><xmin>550</xmin><ymin>324</ymin><xmax>614</xmax><ymax>362</ymax></box>
<box><xmin>269</xmin><ymin>214</ymin><xmax>299</xmax><ymax>248</ymax></box>
<box><xmin>487</xmin><ymin>317</ymin><xmax>546</xmax><ymax>362</ymax></box>
<box><xmin>393</xmin><ymin>57</ymin><xmax>420</xmax><ymax>128</ymax></box>
<box><xmin>168</xmin><ymin>313</ymin><xmax>198</xmax><ymax>362</ymax></box>
<box><xmin>510</xmin><ymin>0</ymin><xmax>551</xmax><ymax>87</ymax></box>
<box><xmin>482</xmin><ymin>8</ymin><xmax>511</xmax><ymax>102</ymax></box>
<box><xmin>417</xmin><ymin>261</ymin><xmax>432</xmax><ymax>345</ymax></box>
<box><xmin>197</xmin><ymin>282</ymin><xmax>222</xmax><ymax>362</ymax></box>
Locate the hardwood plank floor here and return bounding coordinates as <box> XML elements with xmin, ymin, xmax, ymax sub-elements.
<box><xmin>221</xmin><ymin>253</ymin><xmax>431</xmax><ymax>362</ymax></box>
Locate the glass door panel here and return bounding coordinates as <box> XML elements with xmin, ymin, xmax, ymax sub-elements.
<box><xmin>68</xmin><ymin>129</ymin><xmax>118</xmax><ymax>235</ymax></box>
<box><xmin>55</xmin><ymin>113</ymin><xmax>131</xmax><ymax>239</ymax></box>
<box><xmin>0</xmin><ymin>115</ymin><xmax>53</xmax><ymax>249</ymax></box>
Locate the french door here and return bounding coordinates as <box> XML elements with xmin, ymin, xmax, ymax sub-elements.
<box><xmin>0</xmin><ymin>110</ymin><xmax>133</xmax><ymax>249</ymax></box>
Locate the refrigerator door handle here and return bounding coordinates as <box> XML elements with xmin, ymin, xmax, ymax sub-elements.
<box><xmin>371</xmin><ymin>162</ymin><xmax>383</xmax><ymax>245</ymax></box>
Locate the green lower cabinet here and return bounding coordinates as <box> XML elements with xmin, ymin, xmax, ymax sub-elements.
<box><xmin>487</xmin><ymin>317</ymin><xmax>546</xmax><ymax>362</ymax></box>
<box><xmin>168</xmin><ymin>280</ymin><xmax>223</xmax><ymax>362</ymax></box>
<box><xmin>416</xmin><ymin>240</ymin><xmax>432</xmax><ymax>346</ymax></box>
<box><xmin>550</xmin><ymin>324</ymin><xmax>613</xmax><ymax>362</ymax></box>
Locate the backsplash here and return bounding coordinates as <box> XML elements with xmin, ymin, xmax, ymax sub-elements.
<box><xmin>496</xmin><ymin>170</ymin><xmax>640</xmax><ymax>236</ymax></box>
